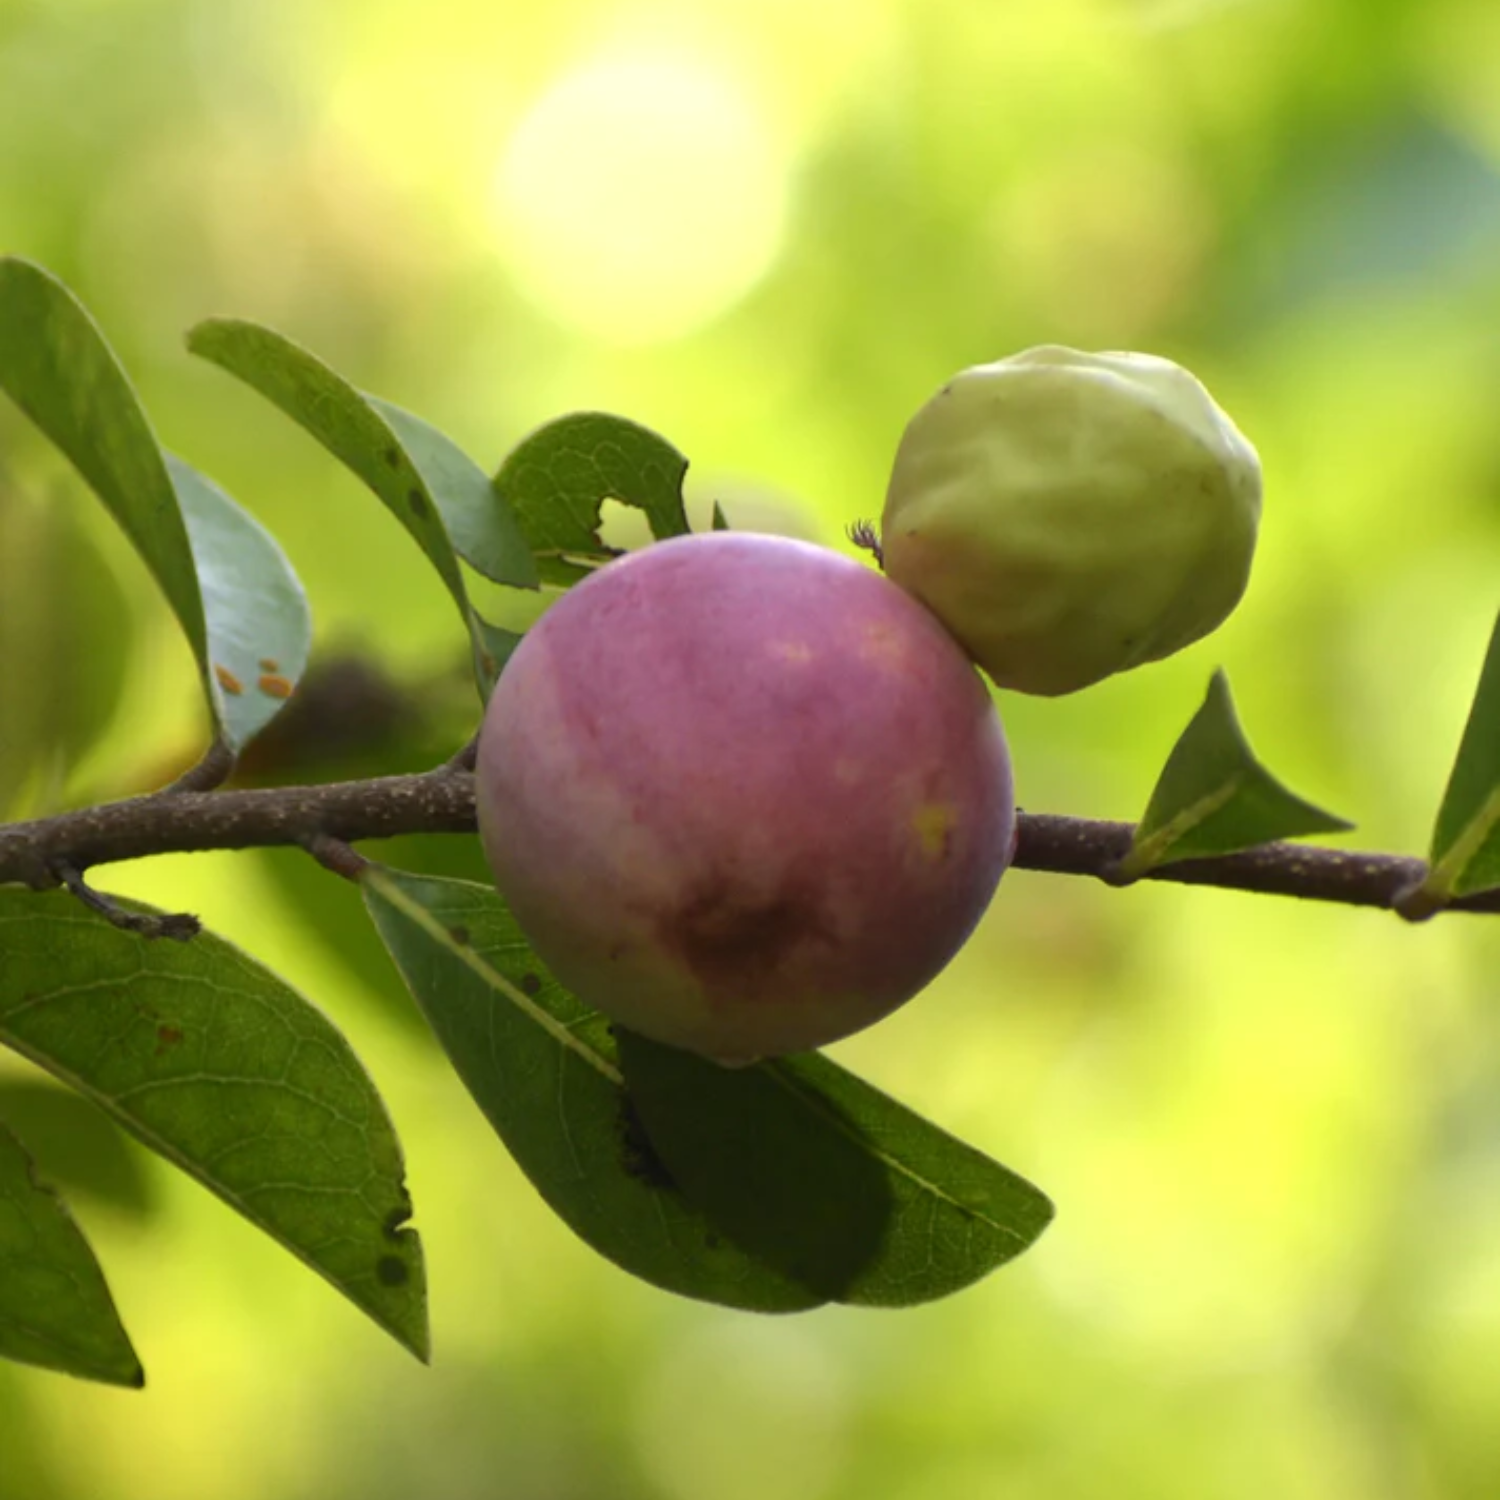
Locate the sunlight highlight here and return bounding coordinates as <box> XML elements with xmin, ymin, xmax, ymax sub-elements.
<box><xmin>491</xmin><ymin>50</ymin><xmax>788</xmax><ymax>345</ymax></box>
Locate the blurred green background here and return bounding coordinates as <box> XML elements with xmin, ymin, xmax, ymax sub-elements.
<box><xmin>4</xmin><ymin>0</ymin><xmax>1500</xmax><ymax>1495</ymax></box>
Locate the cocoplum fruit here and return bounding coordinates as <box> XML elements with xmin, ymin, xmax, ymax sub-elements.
<box><xmin>881</xmin><ymin>346</ymin><xmax>1262</xmax><ymax>696</ymax></box>
<box><xmin>475</xmin><ymin>531</ymin><xmax>1015</xmax><ymax>1064</ymax></box>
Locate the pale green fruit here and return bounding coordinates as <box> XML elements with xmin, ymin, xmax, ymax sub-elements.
<box><xmin>880</xmin><ymin>346</ymin><xmax>1262</xmax><ymax>696</ymax></box>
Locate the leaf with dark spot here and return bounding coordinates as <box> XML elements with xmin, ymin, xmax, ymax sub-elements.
<box><xmin>187</xmin><ymin>318</ymin><xmax>525</xmax><ymax>695</ymax></box>
<box><xmin>362</xmin><ymin>867</ymin><xmax>822</xmax><ymax>1312</ymax></box>
<box><xmin>0</xmin><ymin>888</ymin><xmax>429</xmax><ymax>1361</ymax></box>
<box><xmin>616</xmin><ymin>1032</ymin><xmax>1053</xmax><ymax>1307</ymax></box>
<box><xmin>363</xmin><ymin>868</ymin><xmax>1053</xmax><ymax>1310</ymax></box>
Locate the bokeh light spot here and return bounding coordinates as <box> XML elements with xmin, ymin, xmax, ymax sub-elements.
<box><xmin>492</xmin><ymin>51</ymin><xmax>788</xmax><ymax>345</ymax></box>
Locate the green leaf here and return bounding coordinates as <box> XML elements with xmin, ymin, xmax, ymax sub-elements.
<box><xmin>0</xmin><ymin>257</ymin><xmax>205</xmax><ymax>660</ymax></box>
<box><xmin>0</xmin><ymin>889</ymin><xmax>428</xmax><ymax>1361</ymax></box>
<box><xmin>492</xmin><ymin>412</ymin><xmax>690</xmax><ymax>585</ymax></box>
<box><xmin>0</xmin><ymin>478</ymin><xmax>134</xmax><ymax>816</ymax></box>
<box><xmin>1119</xmin><ymin>669</ymin><xmax>1353</xmax><ymax>879</ymax></box>
<box><xmin>1420</xmin><ymin>607</ymin><xmax>1500</xmax><ymax>903</ymax></box>
<box><xmin>367</xmin><ymin>398</ymin><xmax>539</xmax><ymax>590</ymax></box>
<box><xmin>363</xmin><ymin>869</ymin><xmax>1050</xmax><ymax>1310</ymax></box>
<box><xmin>251</xmin><ymin>830</ymin><xmax>497</xmax><ymax>1042</ymax></box>
<box><xmin>0</xmin><ymin>1078</ymin><xmax>155</xmax><ymax>1220</ymax></box>
<box><xmin>616</xmin><ymin>1031</ymin><xmax>892</xmax><ymax>1301</ymax></box>
<box><xmin>186</xmin><ymin>319</ymin><xmax>511</xmax><ymax>694</ymax></box>
<box><xmin>361</xmin><ymin>868</ymin><xmax>823</xmax><ymax>1313</ymax></box>
<box><xmin>0</xmin><ymin>1119</ymin><xmax>142</xmax><ymax>1387</ymax></box>
<box><xmin>0</xmin><ymin>258</ymin><xmax>310</xmax><ymax>754</ymax></box>
<box><xmin>616</xmin><ymin>1031</ymin><xmax>1053</xmax><ymax>1307</ymax></box>
<box><xmin>167</xmin><ymin>456</ymin><xmax>312</xmax><ymax>750</ymax></box>
<box><xmin>711</xmin><ymin>500</ymin><xmax>730</xmax><ymax>531</ymax></box>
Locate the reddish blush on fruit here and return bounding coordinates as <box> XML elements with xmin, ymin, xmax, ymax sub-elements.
<box><xmin>475</xmin><ymin>531</ymin><xmax>1015</xmax><ymax>1064</ymax></box>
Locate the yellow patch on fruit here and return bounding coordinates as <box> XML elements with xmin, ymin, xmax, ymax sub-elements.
<box><xmin>770</xmin><ymin>639</ymin><xmax>813</xmax><ymax>664</ymax></box>
<box><xmin>912</xmin><ymin>801</ymin><xmax>956</xmax><ymax>861</ymax></box>
<box><xmin>858</xmin><ymin>618</ymin><xmax>913</xmax><ymax>673</ymax></box>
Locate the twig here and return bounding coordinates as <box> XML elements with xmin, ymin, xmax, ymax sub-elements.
<box><xmin>0</xmin><ymin>768</ymin><xmax>476</xmax><ymax>889</ymax></box>
<box><xmin>1012</xmin><ymin>813</ymin><xmax>1485</xmax><ymax>919</ymax></box>
<box><xmin>303</xmin><ymin>833</ymin><xmax>370</xmax><ymax>881</ymax></box>
<box><xmin>2</xmin><ymin>773</ymin><xmax>1497</xmax><ymax>919</ymax></box>
<box><xmin>157</xmin><ymin>735</ymin><xmax>237</xmax><ymax>795</ymax></box>
<box><xmin>52</xmin><ymin>862</ymin><xmax>200</xmax><ymax>940</ymax></box>
<box><xmin>445</xmin><ymin>731</ymin><xmax>480</xmax><ymax>773</ymax></box>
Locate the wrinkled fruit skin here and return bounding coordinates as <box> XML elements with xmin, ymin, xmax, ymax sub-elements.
<box><xmin>881</xmin><ymin>346</ymin><xmax>1262</xmax><ymax>696</ymax></box>
<box><xmin>476</xmin><ymin>532</ymin><xmax>1015</xmax><ymax>1065</ymax></box>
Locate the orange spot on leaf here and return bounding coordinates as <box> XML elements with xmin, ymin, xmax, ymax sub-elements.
<box><xmin>258</xmin><ymin>656</ymin><xmax>280</xmax><ymax>672</ymax></box>
<box><xmin>214</xmin><ymin>664</ymin><xmax>243</xmax><ymax>695</ymax></box>
<box><xmin>258</xmin><ymin>674</ymin><xmax>294</xmax><ymax>699</ymax></box>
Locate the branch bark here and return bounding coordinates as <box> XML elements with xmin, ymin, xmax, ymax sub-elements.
<box><xmin>0</xmin><ymin>772</ymin><xmax>1494</xmax><ymax>918</ymax></box>
<box><xmin>0</xmin><ymin>771</ymin><xmax>477</xmax><ymax>889</ymax></box>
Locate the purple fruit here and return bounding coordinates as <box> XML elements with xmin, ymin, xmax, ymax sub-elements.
<box><xmin>476</xmin><ymin>532</ymin><xmax>1015</xmax><ymax>1064</ymax></box>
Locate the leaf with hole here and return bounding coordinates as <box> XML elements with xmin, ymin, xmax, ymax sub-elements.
<box><xmin>0</xmin><ymin>1119</ymin><xmax>142</xmax><ymax>1387</ymax></box>
<box><xmin>493</xmin><ymin>412</ymin><xmax>690</xmax><ymax>585</ymax></box>
<box><xmin>1118</xmin><ymin>669</ymin><xmax>1353</xmax><ymax>879</ymax></box>
<box><xmin>0</xmin><ymin>888</ymin><xmax>428</xmax><ymax>1361</ymax></box>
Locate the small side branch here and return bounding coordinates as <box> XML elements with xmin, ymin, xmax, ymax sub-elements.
<box><xmin>157</xmin><ymin>735</ymin><xmax>237</xmax><ymax>795</ymax></box>
<box><xmin>303</xmin><ymin>833</ymin><xmax>370</xmax><ymax>881</ymax></box>
<box><xmin>445</xmin><ymin>732</ymin><xmax>480</xmax><ymax>773</ymax></box>
<box><xmin>53</xmin><ymin>863</ymin><xmax>200</xmax><ymax>940</ymax></box>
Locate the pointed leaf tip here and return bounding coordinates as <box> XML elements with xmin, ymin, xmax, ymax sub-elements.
<box><xmin>1121</xmin><ymin>669</ymin><xmax>1353</xmax><ymax>879</ymax></box>
<box><xmin>1420</xmin><ymin>607</ymin><xmax>1500</xmax><ymax>905</ymax></box>
<box><xmin>0</xmin><ymin>1121</ymin><xmax>143</xmax><ymax>1387</ymax></box>
<box><xmin>617</xmin><ymin>1032</ymin><xmax>1054</xmax><ymax>1308</ymax></box>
